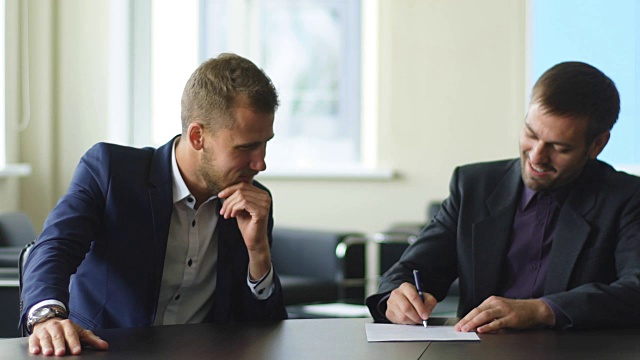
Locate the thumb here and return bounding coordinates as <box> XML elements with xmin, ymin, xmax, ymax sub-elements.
<box><xmin>77</xmin><ymin>328</ymin><xmax>109</xmax><ymax>350</ymax></box>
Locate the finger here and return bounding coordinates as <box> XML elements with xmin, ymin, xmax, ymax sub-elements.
<box><xmin>49</xmin><ymin>324</ymin><xmax>68</xmax><ymax>356</ymax></box>
<box><xmin>220</xmin><ymin>196</ymin><xmax>243</xmax><ymax>219</ymax></box>
<box><xmin>34</xmin><ymin>329</ymin><xmax>55</xmax><ymax>356</ymax></box>
<box><xmin>423</xmin><ymin>292</ymin><xmax>438</xmax><ymax>314</ymax></box>
<box><xmin>386</xmin><ymin>301</ymin><xmax>423</xmax><ymax>324</ymax></box>
<box><xmin>221</xmin><ymin>193</ymin><xmax>269</xmax><ymax>219</ymax></box>
<box><xmin>386</xmin><ymin>285</ymin><xmax>424</xmax><ymax>324</ymax></box>
<box><xmin>399</xmin><ymin>283</ymin><xmax>434</xmax><ymax>320</ymax></box>
<box><xmin>218</xmin><ymin>182</ymin><xmax>264</xmax><ymax>199</ymax></box>
<box><xmin>219</xmin><ymin>190</ymin><xmax>253</xmax><ymax>218</ymax></box>
<box><xmin>457</xmin><ymin>306</ymin><xmax>501</xmax><ymax>332</ymax></box>
<box><xmin>78</xmin><ymin>328</ymin><xmax>109</xmax><ymax>351</ymax></box>
<box><xmin>28</xmin><ymin>334</ymin><xmax>42</xmax><ymax>354</ymax></box>
<box><xmin>477</xmin><ymin>317</ymin><xmax>504</xmax><ymax>333</ymax></box>
<box><xmin>217</xmin><ymin>182</ymin><xmax>245</xmax><ymax>198</ymax></box>
<box><xmin>60</xmin><ymin>320</ymin><xmax>82</xmax><ymax>355</ymax></box>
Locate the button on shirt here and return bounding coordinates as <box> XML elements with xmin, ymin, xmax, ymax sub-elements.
<box><xmin>499</xmin><ymin>186</ymin><xmax>572</xmax><ymax>327</ymax></box>
<box><xmin>501</xmin><ymin>188</ymin><xmax>559</xmax><ymax>299</ymax></box>
<box><xmin>153</xmin><ymin>138</ymin><xmax>275</xmax><ymax>325</ymax></box>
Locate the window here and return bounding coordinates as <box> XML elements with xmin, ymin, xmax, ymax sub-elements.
<box><xmin>135</xmin><ymin>0</ymin><xmax>369</xmax><ymax>176</ymax></box>
<box><xmin>0</xmin><ymin>0</ymin><xmax>5</xmax><ymax>167</ymax></box>
<box><xmin>529</xmin><ymin>0</ymin><xmax>640</xmax><ymax>172</ymax></box>
<box><xmin>201</xmin><ymin>0</ymin><xmax>361</xmax><ymax>173</ymax></box>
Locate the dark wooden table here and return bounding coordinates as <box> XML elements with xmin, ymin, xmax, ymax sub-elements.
<box><xmin>1</xmin><ymin>317</ymin><xmax>639</xmax><ymax>359</ymax></box>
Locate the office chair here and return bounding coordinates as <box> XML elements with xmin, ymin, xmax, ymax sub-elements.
<box><xmin>270</xmin><ymin>227</ymin><xmax>367</xmax><ymax>316</ymax></box>
<box><xmin>0</xmin><ymin>212</ymin><xmax>37</xmax><ymax>268</ymax></box>
<box><xmin>17</xmin><ymin>240</ymin><xmax>35</xmax><ymax>337</ymax></box>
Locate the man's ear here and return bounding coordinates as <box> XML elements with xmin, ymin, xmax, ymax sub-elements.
<box><xmin>588</xmin><ymin>131</ymin><xmax>610</xmax><ymax>159</ymax></box>
<box><xmin>187</xmin><ymin>123</ymin><xmax>205</xmax><ymax>151</ymax></box>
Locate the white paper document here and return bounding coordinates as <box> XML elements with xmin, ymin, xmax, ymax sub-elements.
<box><xmin>300</xmin><ymin>303</ymin><xmax>372</xmax><ymax>318</ymax></box>
<box><xmin>365</xmin><ymin>323</ymin><xmax>480</xmax><ymax>342</ymax></box>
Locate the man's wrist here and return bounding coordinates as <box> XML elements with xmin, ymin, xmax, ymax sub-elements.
<box><xmin>27</xmin><ymin>305</ymin><xmax>68</xmax><ymax>334</ymax></box>
<box><xmin>247</xmin><ymin>244</ymin><xmax>271</xmax><ymax>280</ymax></box>
<box><xmin>536</xmin><ymin>299</ymin><xmax>556</xmax><ymax>327</ymax></box>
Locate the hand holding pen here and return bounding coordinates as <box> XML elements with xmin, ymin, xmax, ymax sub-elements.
<box><xmin>383</xmin><ymin>275</ymin><xmax>436</xmax><ymax>325</ymax></box>
<box><xmin>412</xmin><ymin>270</ymin><xmax>428</xmax><ymax>328</ymax></box>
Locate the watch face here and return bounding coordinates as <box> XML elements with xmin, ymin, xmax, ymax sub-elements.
<box><xmin>34</xmin><ymin>307</ymin><xmax>54</xmax><ymax>317</ymax></box>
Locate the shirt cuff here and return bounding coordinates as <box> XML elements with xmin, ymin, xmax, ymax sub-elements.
<box><xmin>28</xmin><ymin>299</ymin><xmax>67</xmax><ymax>319</ymax></box>
<box><xmin>540</xmin><ymin>297</ymin><xmax>573</xmax><ymax>329</ymax></box>
<box><xmin>377</xmin><ymin>293</ymin><xmax>391</xmax><ymax>320</ymax></box>
<box><xmin>247</xmin><ymin>263</ymin><xmax>274</xmax><ymax>300</ymax></box>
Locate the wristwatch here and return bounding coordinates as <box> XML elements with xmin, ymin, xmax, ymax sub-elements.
<box><xmin>26</xmin><ymin>305</ymin><xmax>69</xmax><ymax>333</ymax></box>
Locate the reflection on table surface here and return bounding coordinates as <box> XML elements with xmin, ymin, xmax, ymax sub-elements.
<box><xmin>1</xmin><ymin>317</ymin><xmax>639</xmax><ymax>360</ymax></box>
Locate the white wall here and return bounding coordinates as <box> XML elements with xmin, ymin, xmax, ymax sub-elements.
<box><xmin>7</xmin><ymin>0</ymin><xmax>526</xmax><ymax>234</ymax></box>
<box><xmin>261</xmin><ymin>0</ymin><xmax>526</xmax><ymax>233</ymax></box>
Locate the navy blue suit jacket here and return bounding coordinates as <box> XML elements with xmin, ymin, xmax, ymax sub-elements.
<box><xmin>21</xmin><ymin>137</ymin><xmax>287</xmax><ymax>330</ymax></box>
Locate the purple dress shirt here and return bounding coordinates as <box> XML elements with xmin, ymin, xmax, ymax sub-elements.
<box><xmin>498</xmin><ymin>186</ymin><xmax>571</xmax><ymax>328</ymax></box>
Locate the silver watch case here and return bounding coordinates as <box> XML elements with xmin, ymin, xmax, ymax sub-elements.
<box><xmin>27</xmin><ymin>306</ymin><xmax>68</xmax><ymax>333</ymax></box>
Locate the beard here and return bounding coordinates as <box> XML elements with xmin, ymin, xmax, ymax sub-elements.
<box><xmin>519</xmin><ymin>151</ymin><xmax>589</xmax><ymax>192</ymax></box>
<box><xmin>197</xmin><ymin>147</ymin><xmax>226</xmax><ymax>195</ymax></box>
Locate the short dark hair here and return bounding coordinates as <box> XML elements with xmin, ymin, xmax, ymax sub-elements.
<box><xmin>181</xmin><ymin>53</ymin><xmax>279</xmax><ymax>134</ymax></box>
<box><xmin>531</xmin><ymin>61</ymin><xmax>620</xmax><ymax>143</ymax></box>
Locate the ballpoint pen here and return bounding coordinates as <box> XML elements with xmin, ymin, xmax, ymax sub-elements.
<box><xmin>412</xmin><ymin>269</ymin><xmax>428</xmax><ymax>328</ymax></box>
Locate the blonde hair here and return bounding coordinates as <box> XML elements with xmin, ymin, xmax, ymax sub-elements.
<box><xmin>180</xmin><ymin>53</ymin><xmax>279</xmax><ymax>134</ymax></box>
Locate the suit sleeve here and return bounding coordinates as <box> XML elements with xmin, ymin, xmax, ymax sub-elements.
<box><xmin>20</xmin><ymin>145</ymin><xmax>110</xmax><ymax>326</ymax></box>
<box><xmin>544</xmin><ymin>187</ymin><xmax>640</xmax><ymax>328</ymax></box>
<box><xmin>366</xmin><ymin>167</ymin><xmax>462</xmax><ymax>322</ymax></box>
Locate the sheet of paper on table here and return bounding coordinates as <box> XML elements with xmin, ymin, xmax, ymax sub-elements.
<box><xmin>300</xmin><ymin>303</ymin><xmax>371</xmax><ymax>317</ymax></box>
<box><xmin>365</xmin><ymin>323</ymin><xmax>480</xmax><ymax>342</ymax></box>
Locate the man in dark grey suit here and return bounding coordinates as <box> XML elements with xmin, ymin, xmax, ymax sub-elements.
<box><xmin>367</xmin><ymin>61</ymin><xmax>640</xmax><ymax>332</ymax></box>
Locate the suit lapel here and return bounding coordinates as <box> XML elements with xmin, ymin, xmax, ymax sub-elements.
<box><xmin>146</xmin><ymin>136</ymin><xmax>177</xmax><ymax>320</ymax></box>
<box><xmin>212</xmin><ymin>215</ymin><xmax>238</xmax><ymax>321</ymax></box>
<box><xmin>472</xmin><ymin>160</ymin><xmax>522</xmax><ymax>301</ymax></box>
<box><xmin>544</xmin><ymin>162</ymin><xmax>598</xmax><ymax>294</ymax></box>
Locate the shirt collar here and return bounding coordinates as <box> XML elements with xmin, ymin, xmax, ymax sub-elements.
<box><xmin>171</xmin><ymin>137</ymin><xmax>193</xmax><ymax>204</ymax></box>
<box><xmin>522</xmin><ymin>186</ymin><xmax>538</xmax><ymax>210</ymax></box>
<box><xmin>521</xmin><ymin>185</ymin><xmax>570</xmax><ymax>211</ymax></box>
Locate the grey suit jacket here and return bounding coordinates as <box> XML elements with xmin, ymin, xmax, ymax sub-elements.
<box><xmin>367</xmin><ymin>158</ymin><xmax>640</xmax><ymax>328</ymax></box>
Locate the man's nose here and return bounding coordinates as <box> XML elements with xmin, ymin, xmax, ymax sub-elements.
<box><xmin>529</xmin><ymin>141</ymin><xmax>549</xmax><ymax>164</ymax></box>
<box><xmin>250</xmin><ymin>147</ymin><xmax>267</xmax><ymax>172</ymax></box>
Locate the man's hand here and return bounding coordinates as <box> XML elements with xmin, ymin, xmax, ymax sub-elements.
<box><xmin>29</xmin><ymin>318</ymin><xmax>109</xmax><ymax>356</ymax></box>
<box><xmin>218</xmin><ymin>182</ymin><xmax>271</xmax><ymax>280</ymax></box>
<box><xmin>385</xmin><ymin>282</ymin><xmax>437</xmax><ymax>325</ymax></box>
<box><xmin>454</xmin><ymin>296</ymin><xmax>555</xmax><ymax>333</ymax></box>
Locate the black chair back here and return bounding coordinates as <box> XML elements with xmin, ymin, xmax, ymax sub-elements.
<box><xmin>18</xmin><ymin>240</ymin><xmax>35</xmax><ymax>337</ymax></box>
<box><xmin>0</xmin><ymin>212</ymin><xmax>36</xmax><ymax>247</ymax></box>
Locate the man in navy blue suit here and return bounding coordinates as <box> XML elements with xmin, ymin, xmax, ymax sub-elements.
<box><xmin>21</xmin><ymin>53</ymin><xmax>287</xmax><ymax>356</ymax></box>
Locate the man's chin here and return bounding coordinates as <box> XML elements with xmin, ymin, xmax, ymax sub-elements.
<box><xmin>523</xmin><ymin>175</ymin><xmax>552</xmax><ymax>191</ymax></box>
